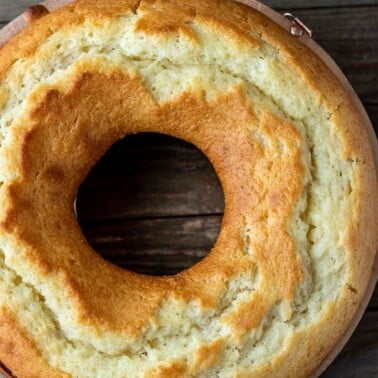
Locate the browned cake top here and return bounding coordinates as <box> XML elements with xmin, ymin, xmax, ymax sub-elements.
<box><xmin>0</xmin><ymin>0</ymin><xmax>376</xmax><ymax>377</ymax></box>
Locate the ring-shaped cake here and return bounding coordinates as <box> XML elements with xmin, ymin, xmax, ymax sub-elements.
<box><xmin>0</xmin><ymin>0</ymin><xmax>377</xmax><ymax>377</ymax></box>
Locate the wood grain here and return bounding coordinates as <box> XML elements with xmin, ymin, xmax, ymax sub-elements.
<box><xmin>292</xmin><ymin>7</ymin><xmax>378</xmax><ymax>105</ymax></box>
<box><xmin>322</xmin><ymin>311</ymin><xmax>378</xmax><ymax>377</ymax></box>
<box><xmin>269</xmin><ymin>0</ymin><xmax>378</xmax><ymax>9</ymax></box>
<box><xmin>369</xmin><ymin>286</ymin><xmax>378</xmax><ymax>308</ymax></box>
<box><xmin>76</xmin><ymin>134</ymin><xmax>224</xmax><ymax>220</ymax></box>
<box><xmin>81</xmin><ymin>214</ymin><xmax>222</xmax><ymax>275</ymax></box>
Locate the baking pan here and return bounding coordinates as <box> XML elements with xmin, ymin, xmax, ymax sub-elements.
<box><xmin>0</xmin><ymin>1</ymin><xmax>376</xmax><ymax>377</ymax></box>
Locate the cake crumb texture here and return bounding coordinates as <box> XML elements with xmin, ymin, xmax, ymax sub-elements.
<box><xmin>0</xmin><ymin>0</ymin><xmax>376</xmax><ymax>377</ymax></box>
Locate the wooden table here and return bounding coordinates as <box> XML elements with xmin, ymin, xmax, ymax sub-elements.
<box><xmin>1</xmin><ymin>0</ymin><xmax>377</xmax><ymax>376</ymax></box>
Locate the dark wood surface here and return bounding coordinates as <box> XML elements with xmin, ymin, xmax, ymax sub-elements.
<box><xmin>1</xmin><ymin>0</ymin><xmax>377</xmax><ymax>377</ymax></box>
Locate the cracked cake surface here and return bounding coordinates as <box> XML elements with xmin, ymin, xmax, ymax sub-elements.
<box><xmin>0</xmin><ymin>0</ymin><xmax>377</xmax><ymax>377</ymax></box>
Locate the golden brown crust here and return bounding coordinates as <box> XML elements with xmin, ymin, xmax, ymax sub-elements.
<box><xmin>0</xmin><ymin>308</ymin><xmax>67</xmax><ymax>378</ymax></box>
<box><xmin>191</xmin><ymin>339</ymin><xmax>223</xmax><ymax>374</ymax></box>
<box><xmin>0</xmin><ymin>0</ymin><xmax>376</xmax><ymax>377</ymax></box>
<box><xmin>2</xmin><ymin>68</ymin><xmax>302</xmax><ymax>333</ymax></box>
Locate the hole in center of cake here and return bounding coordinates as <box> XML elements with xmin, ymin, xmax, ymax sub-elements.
<box><xmin>76</xmin><ymin>133</ymin><xmax>225</xmax><ymax>275</ymax></box>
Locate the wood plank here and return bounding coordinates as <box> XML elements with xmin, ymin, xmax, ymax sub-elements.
<box><xmin>268</xmin><ymin>0</ymin><xmax>378</xmax><ymax>9</ymax></box>
<box><xmin>323</xmin><ymin>311</ymin><xmax>378</xmax><ymax>377</ymax></box>
<box><xmin>369</xmin><ymin>285</ymin><xmax>378</xmax><ymax>308</ymax></box>
<box><xmin>80</xmin><ymin>214</ymin><xmax>223</xmax><ymax>275</ymax></box>
<box><xmin>76</xmin><ymin>133</ymin><xmax>225</xmax><ymax>220</ymax></box>
<box><xmin>1</xmin><ymin>1</ymin><xmax>378</xmax><ymax>23</ymax></box>
<box><xmin>293</xmin><ymin>7</ymin><xmax>378</xmax><ymax>104</ymax></box>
